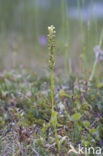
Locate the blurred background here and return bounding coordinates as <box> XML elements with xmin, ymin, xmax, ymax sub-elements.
<box><xmin>0</xmin><ymin>0</ymin><xmax>103</xmax><ymax>77</ymax></box>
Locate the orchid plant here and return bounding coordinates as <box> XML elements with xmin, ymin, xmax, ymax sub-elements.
<box><xmin>42</xmin><ymin>25</ymin><xmax>60</xmax><ymax>151</ymax></box>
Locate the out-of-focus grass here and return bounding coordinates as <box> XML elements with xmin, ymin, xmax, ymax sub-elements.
<box><xmin>0</xmin><ymin>0</ymin><xmax>103</xmax><ymax>79</ymax></box>
<box><xmin>0</xmin><ymin>20</ymin><xmax>103</xmax><ymax>77</ymax></box>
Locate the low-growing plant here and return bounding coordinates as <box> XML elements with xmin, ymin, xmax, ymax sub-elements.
<box><xmin>42</xmin><ymin>25</ymin><xmax>60</xmax><ymax>151</ymax></box>
<box><xmin>48</xmin><ymin>25</ymin><xmax>60</xmax><ymax>150</ymax></box>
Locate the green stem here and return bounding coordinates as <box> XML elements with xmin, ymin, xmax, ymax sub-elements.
<box><xmin>51</xmin><ymin>68</ymin><xmax>54</xmax><ymax>111</ymax></box>
<box><xmin>51</xmin><ymin>68</ymin><xmax>60</xmax><ymax>150</ymax></box>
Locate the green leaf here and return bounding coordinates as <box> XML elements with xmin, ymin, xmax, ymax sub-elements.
<box><xmin>59</xmin><ymin>90</ymin><xmax>69</xmax><ymax>98</ymax></box>
<box><xmin>71</xmin><ymin>113</ymin><xmax>81</xmax><ymax>121</ymax></box>
<box><xmin>51</xmin><ymin>111</ymin><xmax>57</xmax><ymax>127</ymax></box>
<box><xmin>90</xmin><ymin>128</ymin><xmax>97</xmax><ymax>135</ymax></box>
<box><xmin>83</xmin><ymin>121</ymin><xmax>90</xmax><ymax>127</ymax></box>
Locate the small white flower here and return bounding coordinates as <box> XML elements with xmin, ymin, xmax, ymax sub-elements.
<box><xmin>48</xmin><ymin>25</ymin><xmax>56</xmax><ymax>34</ymax></box>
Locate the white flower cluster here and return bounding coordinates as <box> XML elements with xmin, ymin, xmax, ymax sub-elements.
<box><xmin>48</xmin><ymin>25</ymin><xmax>56</xmax><ymax>70</ymax></box>
<box><xmin>48</xmin><ymin>25</ymin><xmax>56</xmax><ymax>35</ymax></box>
